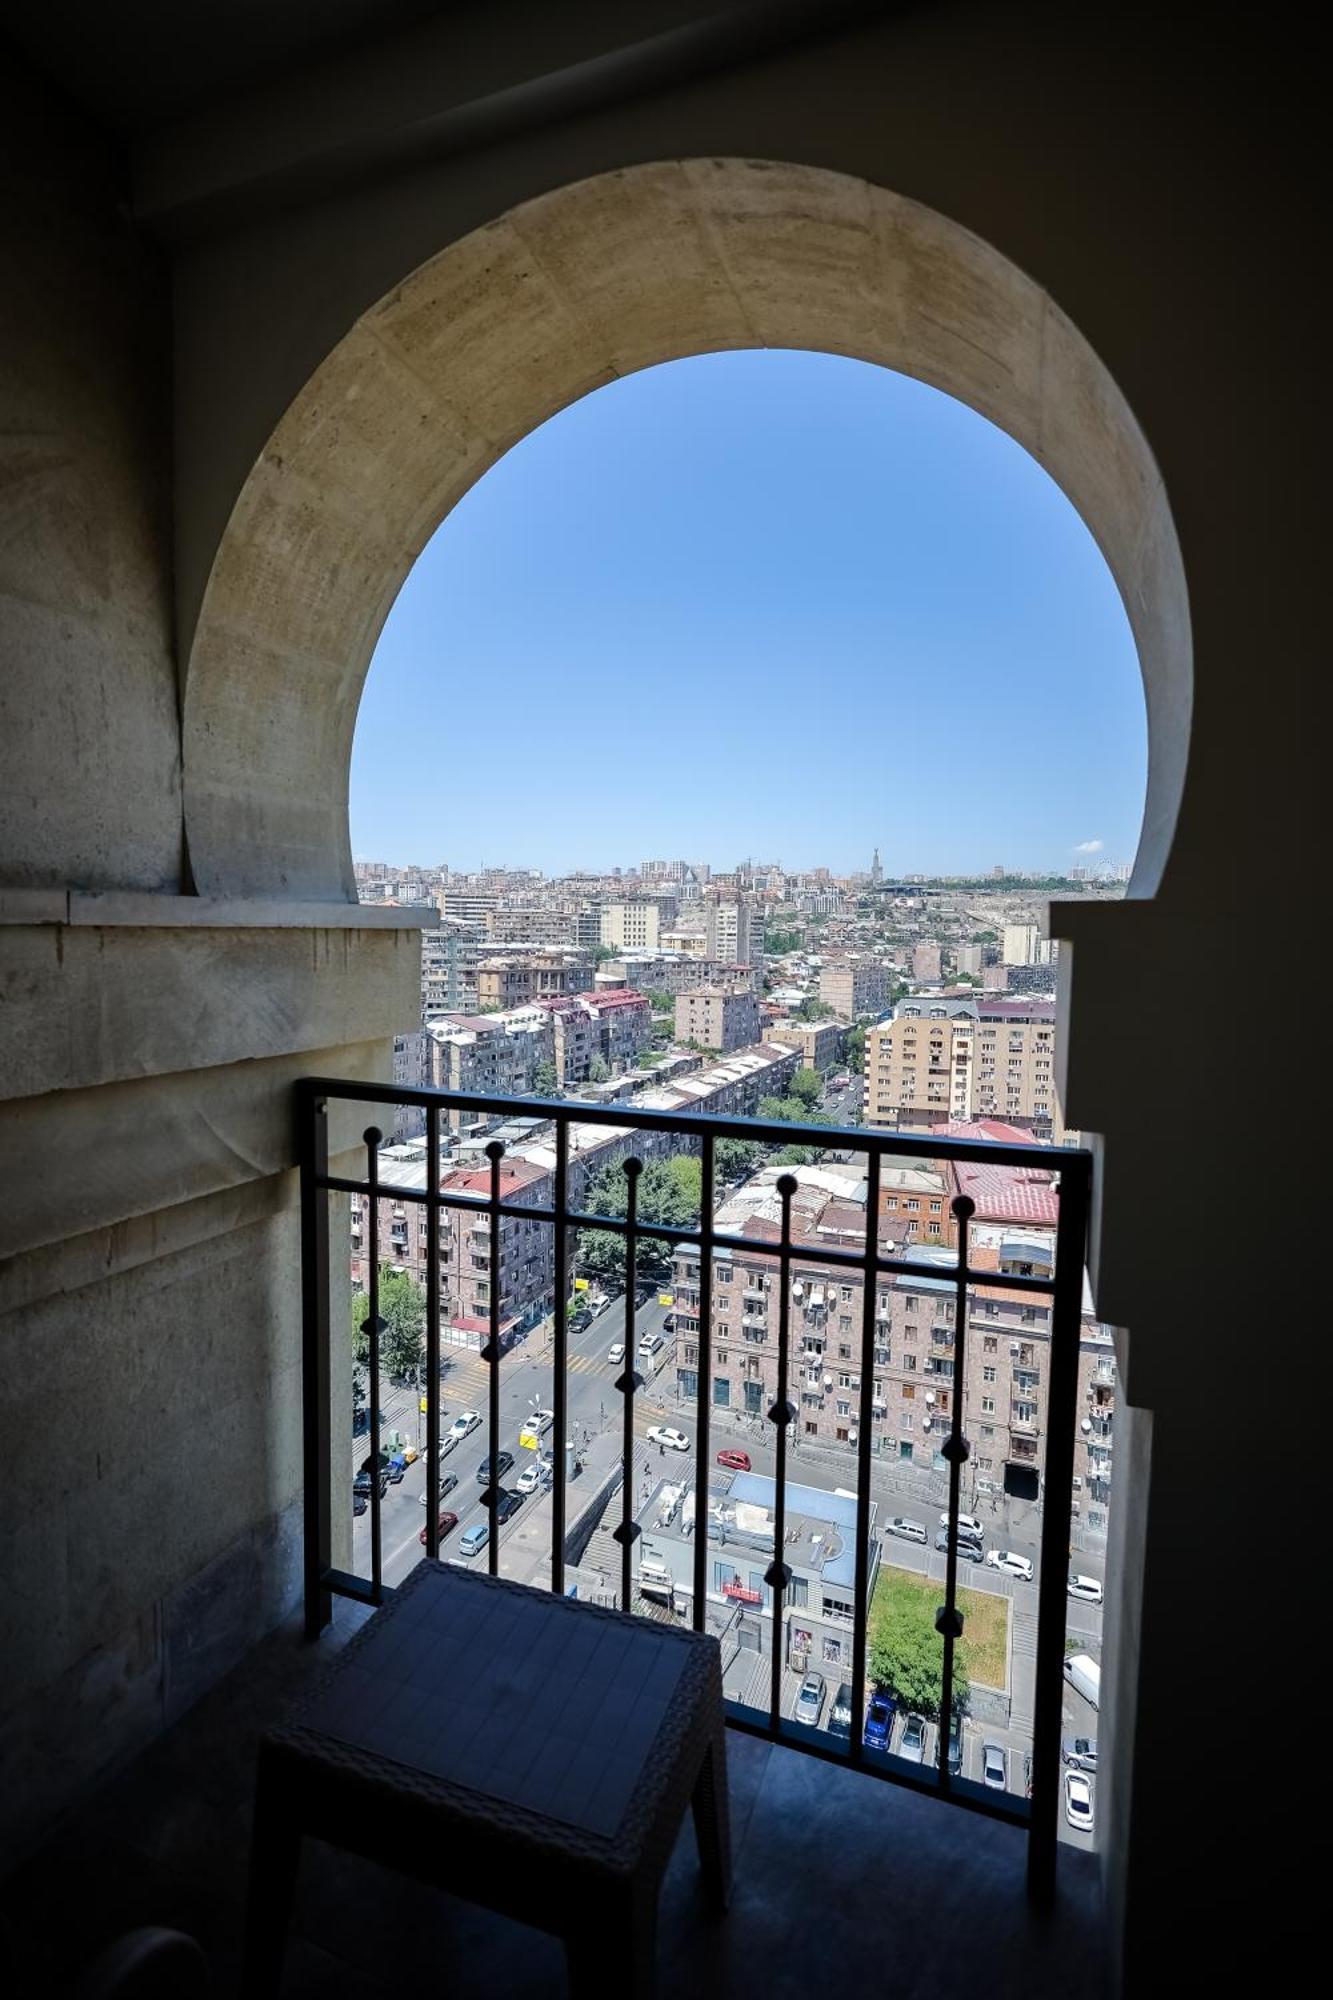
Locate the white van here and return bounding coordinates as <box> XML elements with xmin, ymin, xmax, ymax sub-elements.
<box><xmin>637</xmin><ymin>1332</ymin><xmax>665</xmax><ymax>1361</ymax></box>
<box><xmin>1062</xmin><ymin>1652</ymin><xmax>1101</xmax><ymax>1711</ymax></box>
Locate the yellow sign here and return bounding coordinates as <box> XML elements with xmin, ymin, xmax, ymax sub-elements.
<box><xmin>658</xmin><ymin>1294</ymin><xmax>673</xmax><ymax>1308</ymax></box>
<box><xmin>573</xmin><ymin>1278</ymin><xmax>589</xmax><ymax>1292</ymax></box>
<box><xmin>419</xmin><ymin>1396</ymin><xmax>430</xmax><ymax>1414</ymax></box>
<box><xmin>518</xmin><ymin>1429</ymin><xmax>539</xmax><ymax>1451</ymax></box>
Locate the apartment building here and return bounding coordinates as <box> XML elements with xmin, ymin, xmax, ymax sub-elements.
<box><xmin>537</xmin><ymin>994</ymin><xmax>600</xmax><ymax>1083</ymax></box>
<box><xmin>1002</xmin><ymin>922</ymin><xmax>1040</xmax><ymax>966</ymax></box>
<box><xmin>600</xmin><ymin>900</ymin><xmax>673</xmax><ymax>951</ymax></box>
<box><xmin>583</xmin><ymin>987</ymin><xmax>653</xmax><ymax>1071</ymax></box>
<box><xmin>703</xmin><ymin>896</ymin><xmax>754</xmax><ymax>965</ymax></box>
<box><xmin>426</xmin><ymin>1010</ymin><xmax>552</xmax><ymax>1128</ymax></box>
<box><xmin>475</xmin><ymin>949</ymin><xmax>594</xmax><ymax>1009</ymax></box>
<box><xmin>911</xmin><ymin>941</ymin><xmax>943</xmax><ymax>983</ymax></box>
<box><xmin>670</xmin><ymin>1166</ymin><xmax>1113</xmax><ymax>1533</ymax></box>
<box><xmin>596</xmin><ymin>951</ymin><xmax>755</xmax><ymax>996</ymax></box>
<box><xmin>422</xmin><ymin>928</ymin><xmax>483</xmax><ymax>1018</ymax></box>
<box><xmin>675</xmin><ymin>987</ymin><xmax>762</xmax><ymax>1052</ymax></box>
<box><xmin>863</xmin><ymin>998</ymin><xmax>1061</xmax><ymax>1140</ymax></box>
<box><xmin>953</xmin><ymin>942</ymin><xmax>985</xmax><ymax>977</ymax></box>
<box><xmin>818</xmin><ymin>956</ymin><xmax>891</xmax><ymax>1019</ymax></box>
<box><xmin>660</xmin><ymin>927</ymin><xmax>711</xmax><ymax>957</ymax></box>
<box><xmin>350</xmin><ymin>1148</ymin><xmax>554</xmax><ymax>1350</ymax></box>
<box><xmin>765</xmin><ymin>1019</ymin><xmax>845</xmax><ymax>1073</ymax></box>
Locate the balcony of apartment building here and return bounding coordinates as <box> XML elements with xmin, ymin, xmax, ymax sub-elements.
<box><xmin>1</xmin><ymin>7</ymin><xmax>1308</xmax><ymax>1998</ymax></box>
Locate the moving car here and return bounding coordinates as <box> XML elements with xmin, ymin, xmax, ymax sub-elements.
<box><xmin>898</xmin><ymin>1712</ymin><xmax>927</xmax><ymax>1764</ymax></box>
<box><xmin>419</xmin><ymin>1473</ymin><xmax>459</xmax><ymax>1505</ymax></box>
<box><xmin>1067</xmin><ymin>1573</ymin><xmax>1104</xmax><ymax>1605</ymax></box>
<box><xmin>418</xmin><ymin>1509</ymin><xmax>459</xmax><ymax>1547</ymax></box>
<box><xmin>352</xmin><ymin>1494</ymin><xmax>367</xmax><ymax>1517</ymax></box>
<box><xmin>1062</xmin><ymin>1736</ymin><xmax>1098</xmax><ymax>1773</ymax></box>
<box><xmin>646</xmin><ymin>1425</ymin><xmax>690</xmax><ymax>1452</ymax></box>
<box><xmin>935</xmin><ymin>1530</ymin><xmax>985</xmax><ymax>1563</ymax></box>
<box><xmin>887</xmin><ymin>1516</ymin><xmax>928</xmax><ymax>1544</ymax></box>
<box><xmin>984</xmin><ymin>1549</ymin><xmax>1035</xmax><ymax>1582</ymax></box>
<box><xmin>607</xmin><ymin>1341</ymin><xmax>626</xmax><ymax>1365</ymax></box>
<box><xmin>982</xmin><ymin>1741</ymin><xmax>1007</xmax><ymax>1790</ymax></box>
<box><xmin>863</xmin><ymin>1695</ymin><xmax>896</xmax><ymax>1750</ymax></box>
<box><xmin>828</xmin><ymin>1682</ymin><xmax>854</xmax><ymax>1740</ymax></box>
<box><xmin>516</xmin><ymin>1458</ymin><xmax>550</xmax><ymax>1495</ymax></box>
<box><xmin>1062</xmin><ymin>1653</ymin><xmax>1101</xmax><ymax>1710</ymax></box>
<box><xmin>1063</xmin><ymin>1768</ymin><xmax>1094</xmax><ymax>1833</ymax></box>
<box><xmin>494</xmin><ymin>1488</ymin><xmax>524</xmax><ymax>1524</ymax></box>
<box><xmin>458</xmin><ymin>1520</ymin><xmax>490</xmax><ymax>1557</ymax></box>
<box><xmin>637</xmin><ymin>1332</ymin><xmax>665</xmax><ymax>1360</ymax></box>
<box><xmin>716</xmin><ymin>1448</ymin><xmax>751</xmax><ymax>1472</ymax></box>
<box><xmin>527</xmin><ymin>1407</ymin><xmax>554</xmax><ymax>1436</ymax></box>
<box><xmin>794</xmin><ymin>1673</ymin><xmax>826</xmax><ymax>1726</ymax></box>
<box><xmin>352</xmin><ymin>1468</ymin><xmax>388</xmax><ymax>1499</ymax></box>
<box><xmin>441</xmin><ymin>1410</ymin><xmax>481</xmax><ymax>1454</ymax></box>
<box><xmin>475</xmin><ymin>1449</ymin><xmax>515</xmax><ymax>1484</ymax></box>
<box><xmin>940</xmin><ymin>1511</ymin><xmax>985</xmax><ymax>1539</ymax></box>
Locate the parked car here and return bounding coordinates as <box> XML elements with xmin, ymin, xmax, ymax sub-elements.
<box><xmin>982</xmin><ymin>1741</ymin><xmax>1007</xmax><ymax>1790</ymax></box>
<box><xmin>607</xmin><ymin>1341</ymin><xmax>626</xmax><ymax>1365</ymax></box>
<box><xmin>386</xmin><ymin>1455</ymin><xmax>407</xmax><ymax>1483</ymax></box>
<box><xmin>441</xmin><ymin>1410</ymin><xmax>481</xmax><ymax>1454</ymax></box>
<box><xmin>984</xmin><ymin>1549</ymin><xmax>1035</xmax><ymax>1581</ymax></box>
<box><xmin>1063</xmin><ymin>1768</ymin><xmax>1094</xmax><ymax>1833</ymax></box>
<box><xmin>898</xmin><ymin>1712</ymin><xmax>927</xmax><ymax>1764</ymax></box>
<box><xmin>419</xmin><ymin>1473</ymin><xmax>459</xmax><ymax>1505</ymax></box>
<box><xmin>1062</xmin><ymin>1653</ymin><xmax>1101</xmax><ymax>1710</ymax></box>
<box><xmin>646</xmin><ymin>1425</ymin><xmax>690</xmax><ymax>1452</ymax></box>
<box><xmin>795</xmin><ymin>1673</ymin><xmax>826</xmax><ymax>1726</ymax></box>
<box><xmin>1062</xmin><ymin>1737</ymin><xmax>1098</xmax><ymax>1773</ymax></box>
<box><xmin>418</xmin><ymin>1509</ymin><xmax>459</xmax><ymax>1547</ymax></box>
<box><xmin>1067</xmin><ymin>1573</ymin><xmax>1104</xmax><ymax>1604</ymax></box>
<box><xmin>637</xmin><ymin>1332</ymin><xmax>665</xmax><ymax>1361</ymax></box>
<box><xmin>352</xmin><ymin>1494</ymin><xmax>368</xmax><ymax>1517</ymax></box>
<box><xmin>946</xmin><ymin>1710</ymin><xmax>964</xmax><ymax>1778</ymax></box>
<box><xmin>459</xmin><ymin>1520</ymin><xmax>490</xmax><ymax>1557</ymax></box>
<box><xmin>939</xmin><ymin>1511</ymin><xmax>985</xmax><ymax>1539</ymax></box>
<box><xmin>352</xmin><ymin>1468</ymin><xmax>388</xmax><ymax>1499</ymax></box>
<box><xmin>863</xmin><ymin>1694</ymin><xmax>896</xmax><ymax>1750</ymax></box>
<box><xmin>527</xmin><ymin>1407</ymin><xmax>554</xmax><ymax>1436</ymax></box>
<box><xmin>935</xmin><ymin>1530</ymin><xmax>985</xmax><ymax>1563</ymax></box>
<box><xmin>494</xmin><ymin>1488</ymin><xmax>524</xmax><ymax>1524</ymax></box>
<box><xmin>476</xmin><ymin>1449</ymin><xmax>515</xmax><ymax>1485</ymax></box>
<box><xmin>887</xmin><ymin>1516</ymin><xmax>928</xmax><ymax>1544</ymax></box>
<box><xmin>828</xmin><ymin>1682</ymin><xmax>854</xmax><ymax>1740</ymax></box>
<box><xmin>516</xmin><ymin>1457</ymin><xmax>551</xmax><ymax>1495</ymax></box>
<box><xmin>717</xmin><ymin>1448</ymin><xmax>751</xmax><ymax>1472</ymax></box>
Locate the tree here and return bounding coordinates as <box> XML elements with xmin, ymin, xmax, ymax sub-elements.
<box><xmin>351</xmin><ymin>1266</ymin><xmax>427</xmax><ymax>1382</ymax></box>
<box><xmin>774</xmin><ymin>1143</ymin><xmax>815</xmax><ymax>1165</ymax></box>
<box><xmin>845</xmin><ymin>1024</ymin><xmax>866</xmax><ymax>1075</ymax></box>
<box><xmin>764</xmin><ymin>927</ymin><xmax>802</xmax><ymax>955</ymax></box>
<box><xmin>577</xmin><ymin>1155</ymin><xmax>700</xmax><ymax>1282</ymax></box>
<box><xmin>797</xmin><ymin>995</ymin><xmax>834</xmax><ymax>1021</ymax></box>
<box><xmin>592</xmin><ymin>943</ymin><xmax>616</xmax><ymax>964</ymax></box>
<box><xmin>588</xmin><ymin>1054</ymin><xmax>610</xmax><ymax>1083</ymax></box>
<box><xmin>868</xmin><ymin>1582</ymin><xmax>971</xmax><ymax>1720</ymax></box>
<box><xmin>758</xmin><ymin>1093</ymin><xmax>817</xmax><ymax>1127</ymax></box>
<box><xmin>645</xmin><ymin>987</ymin><xmax>675</xmax><ymax>1013</ymax></box>
<box><xmin>533</xmin><ymin>1059</ymin><xmax>560</xmax><ymax>1096</ymax></box>
<box><xmin>790</xmin><ymin>1066</ymin><xmax>822</xmax><ymax>1109</ymax></box>
<box><xmin>714</xmin><ymin>1137</ymin><xmax>762</xmax><ymax>1182</ymax></box>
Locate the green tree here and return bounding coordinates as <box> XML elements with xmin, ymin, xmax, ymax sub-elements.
<box><xmin>774</xmin><ymin>1143</ymin><xmax>815</xmax><ymax>1166</ymax></box>
<box><xmin>790</xmin><ymin>1066</ymin><xmax>822</xmax><ymax>1109</ymax></box>
<box><xmin>797</xmin><ymin>995</ymin><xmax>834</xmax><ymax>1021</ymax></box>
<box><xmin>588</xmin><ymin>1054</ymin><xmax>610</xmax><ymax>1083</ymax></box>
<box><xmin>758</xmin><ymin>1093</ymin><xmax>816</xmax><ymax>1127</ymax></box>
<box><xmin>646</xmin><ymin>987</ymin><xmax>675</xmax><ymax>1012</ymax></box>
<box><xmin>592</xmin><ymin>943</ymin><xmax>616</xmax><ymax>963</ymax></box>
<box><xmin>714</xmin><ymin>1137</ymin><xmax>762</xmax><ymax>1181</ymax></box>
<box><xmin>533</xmin><ymin>1058</ymin><xmax>561</xmax><ymax>1096</ymax></box>
<box><xmin>577</xmin><ymin>1155</ymin><xmax>700</xmax><ymax>1282</ymax></box>
<box><xmin>845</xmin><ymin>1024</ymin><xmax>866</xmax><ymax>1075</ymax></box>
<box><xmin>351</xmin><ymin>1266</ymin><xmax>427</xmax><ymax>1382</ymax></box>
<box><xmin>868</xmin><ymin>1584</ymin><xmax>971</xmax><ymax>1720</ymax></box>
<box><xmin>764</xmin><ymin>927</ymin><xmax>802</xmax><ymax>955</ymax></box>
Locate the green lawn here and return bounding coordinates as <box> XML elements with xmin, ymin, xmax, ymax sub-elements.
<box><xmin>870</xmin><ymin>1563</ymin><xmax>1009</xmax><ymax>1693</ymax></box>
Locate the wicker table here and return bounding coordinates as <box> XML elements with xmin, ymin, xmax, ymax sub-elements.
<box><xmin>244</xmin><ymin>1563</ymin><xmax>731</xmax><ymax>1996</ymax></box>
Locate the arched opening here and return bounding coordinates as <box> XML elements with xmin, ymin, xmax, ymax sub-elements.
<box><xmin>181</xmin><ymin>159</ymin><xmax>1190</xmax><ymax>907</ymax></box>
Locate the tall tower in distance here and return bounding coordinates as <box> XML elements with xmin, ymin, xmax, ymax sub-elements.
<box><xmin>870</xmin><ymin>846</ymin><xmax>883</xmax><ymax>884</ymax></box>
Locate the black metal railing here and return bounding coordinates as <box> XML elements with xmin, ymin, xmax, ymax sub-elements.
<box><xmin>298</xmin><ymin>1077</ymin><xmax>1092</xmax><ymax>1901</ymax></box>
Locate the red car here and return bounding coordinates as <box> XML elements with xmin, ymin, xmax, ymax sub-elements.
<box><xmin>418</xmin><ymin>1510</ymin><xmax>459</xmax><ymax>1547</ymax></box>
<box><xmin>716</xmin><ymin>1448</ymin><xmax>751</xmax><ymax>1472</ymax></box>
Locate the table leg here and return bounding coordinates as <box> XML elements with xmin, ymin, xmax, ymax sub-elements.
<box><xmin>242</xmin><ymin>1751</ymin><xmax>303</xmax><ymax>1997</ymax></box>
<box><xmin>567</xmin><ymin>1881</ymin><xmax>657</xmax><ymax>2000</ymax></box>
<box><xmin>691</xmin><ymin>1726</ymin><xmax>732</xmax><ymax>1914</ymax></box>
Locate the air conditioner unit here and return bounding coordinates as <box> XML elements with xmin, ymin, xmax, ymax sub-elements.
<box><xmin>1010</xmin><ymin>1342</ymin><xmax>1021</xmax><ymax>1355</ymax></box>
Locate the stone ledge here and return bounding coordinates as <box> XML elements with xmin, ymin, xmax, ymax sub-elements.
<box><xmin>0</xmin><ymin>890</ymin><xmax>434</xmax><ymax>928</ymax></box>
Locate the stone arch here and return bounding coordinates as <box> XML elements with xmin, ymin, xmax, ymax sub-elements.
<box><xmin>183</xmin><ymin>158</ymin><xmax>1189</xmax><ymax>901</ymax></box>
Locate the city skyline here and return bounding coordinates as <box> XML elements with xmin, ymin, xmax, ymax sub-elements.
<box><xmin>350</xmin><ymin>350</ymin><xmax>1147</xmax><ymax>876</ymax></box>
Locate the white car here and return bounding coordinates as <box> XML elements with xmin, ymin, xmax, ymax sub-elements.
<box><xmin>984</xmin><ymin>1550</ymin><xmax>1035</xmax><ymax>1582</ymax></box>
<box><xmin>647</xmin><ymin>1425</ymin><xmax>690</xmax><ymax>1453</ymax></box>
<box><xmin>607</xmin><ymin>1342</ymin><xmax>626</xmax><ymax>1365</ymax></box>
<box><xmin>981</xmin><ymin>1741</ymin><xmax>1007</xmax><ymax>1790</ymax></box>
<box><xmin>1067</xmin><ymin>1574</ymin><xmax>1104</xmax><ymax>1605</ymax></box>
<box><xmin>1063</xmin><ymin>1768</ymin><xmax>1094</xmax><ymax>1833</ymax></box>
<box><xmin>516</xmin><ymin>1457</ymin><xmax>550</xmax><ymax>1495</ymax></box>
<box><xmin>939</xmin><ymin>1512</ymin><xmax>985</xmax><ymax>1538</ymax></box>
<box><xmin>447</xmin><ymin>1410</ymin><xmax>480</xmax><ymax>1441</ymax></box>
<box><xmin>528</xmin><ymin>1407</ymin><xmax>554</xmax><ymax>1436</ymax></box>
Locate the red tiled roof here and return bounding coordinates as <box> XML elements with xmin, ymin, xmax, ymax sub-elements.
<box><xmin>441</xmin><ymin>1160</ymin><xmax>548</xmax><ymax>1195</ymax></box>
<box><xmin>580</xmin><ymin>987</ymin><xmax>650</xmax><ymax>1009</ymax></box>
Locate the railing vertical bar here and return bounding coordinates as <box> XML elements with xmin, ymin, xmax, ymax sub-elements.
<box><xmin>691</xmin><ymin>1133</ymin><xmax>715</xmax><ymax>1633</ymax></box>
<box><xmin>849</xmin><ymin>1148</ymin><xmax>882</xmax><ymax>1764</ymax></box>
<box><xmin>618</xmin><ymin>1158</ymin><xmax>642</xmax><ymax>1612</ymax></box>
<box><xmin>767</xmin><ymin>1175</ymin><xmax>798</xmax><ymax>1735</ymax></box>
<box><xmin>1028</xmin><ymin>1153</ymin><xmax>1091</xmax><ymax>1903</ymax></box>
<box><xmin>485</xmin><ymin>1139</ymin><xmax>505</xmax><ymax>1579</ymax></box>
<box><xmin>424</xmin><ymin>1104</ymin><xmax>441</xmax><ymax>1561</ymax></box>
<box><xmin>550</xmin><ymin>1120</ymin><xmax>569</xmax><ymax>1594</ymax></box>
<box><xmin>935</xmin><ymin>1194</ymin><xmax>976</xmax><ymax>1792</ymax></box>
<box><xmin>364</xmin><ymin>1125</ymin><xmax>384</xmax><ymax>1604</ymax></box>
<box><xmin>299</xmin><ymin>1086</ymin><xmax>332</xmax><ymax>1638</ymax></box>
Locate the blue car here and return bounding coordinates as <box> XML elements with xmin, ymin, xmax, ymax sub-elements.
<box><xmin>864</xmin><ymin>1694</ymin><xmax>896</xmax><ymax>1750</ymax></box>
<box><xmin>459</xmin><ymin>1521</ymin><xmax>490</xmax><ymax>1558</ymax></box>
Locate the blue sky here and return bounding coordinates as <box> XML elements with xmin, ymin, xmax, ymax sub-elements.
<box><xmin>350</xmin><ymin>350</ymin><xmax>1146</xmax><ymax>876</ymax></box>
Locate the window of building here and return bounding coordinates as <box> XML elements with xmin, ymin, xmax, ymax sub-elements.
<box><xmin>981</xmin><ymin>1396</ymin><xmax>995</xmax><ymax>1414</ymax></box>
<box><xmin>713</xmin><ymin>1379</ymin><xmax>730</xmax><ymax>1408</ymax></box>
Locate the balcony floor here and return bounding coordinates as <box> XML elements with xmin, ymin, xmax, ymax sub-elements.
<box><xmin>1</xmin><ymin>1597</ymin><xmax>1107</xmax><ymax>1997</ymax></box>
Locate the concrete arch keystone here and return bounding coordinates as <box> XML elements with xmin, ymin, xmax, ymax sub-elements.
<box><xmin>183</xmin><ymin>158</ymin><xmax>1190</xmax><ymax>902</ymax></box>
